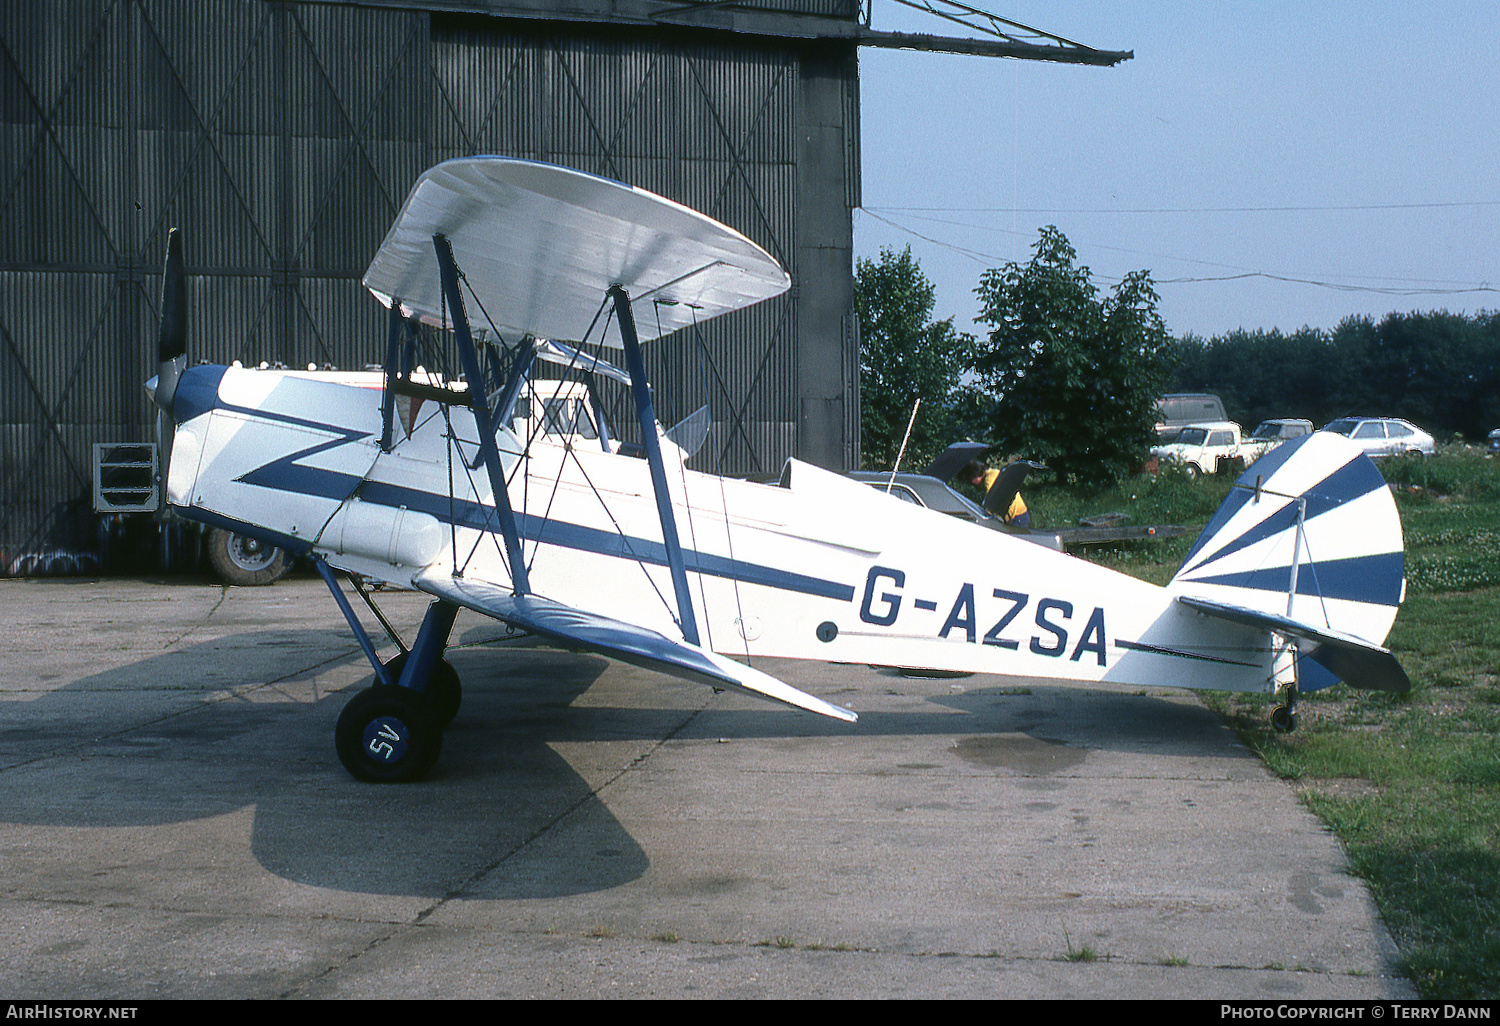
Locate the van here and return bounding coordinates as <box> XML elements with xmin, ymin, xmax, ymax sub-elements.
<box><xmin>1156</xmin><ymin>393</ymin><xmax>1226</xmax><ymax>440</ymax></box>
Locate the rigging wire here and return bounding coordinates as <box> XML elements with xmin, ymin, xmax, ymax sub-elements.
<box><xmin>695</xmin><ymin>310</ymin><xmax>754</xmax><ymax>664</ymax></box>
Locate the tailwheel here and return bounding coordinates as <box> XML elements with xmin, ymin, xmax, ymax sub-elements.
<box><xmin>335</xmin><ymin>687</ymin><xmax>442</xmax><ymax>783</ymax></box>
<box><xmin>381</xmin><ymin>652</ymin><xmax>462</xmax><ymax>728</ymax></box>
<box><xmin>1270</xmin><ymin>683</ymin><xmax>1300</xmax><ymax>734</ymax></box>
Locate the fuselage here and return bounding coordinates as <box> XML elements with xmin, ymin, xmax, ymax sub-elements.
<box><xmin>165</xmin><ymin>364</ymin><xmax>1286</xmax><ymax>694</ymax></box>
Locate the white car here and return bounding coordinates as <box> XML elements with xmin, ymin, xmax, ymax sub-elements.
<box><xmin>1151</xmin><ymin>420</ymin><xmax>1244</xmax><ymax>477</ymax></box>
<box><xmin>1320</xmin><ymin>418</ymin><xmax>1435</xmax><ymax>458</ymax></box>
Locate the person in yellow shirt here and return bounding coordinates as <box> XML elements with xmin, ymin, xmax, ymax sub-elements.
<box><xmin>962</xmin><ymin>461</ymin><xmax>1030</xmax><ymax>529</ymax></box>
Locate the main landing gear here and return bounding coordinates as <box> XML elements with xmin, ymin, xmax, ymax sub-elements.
<box><xmin>334</xmin><ymin>602</ymin><xmax>463</xmax><ymax>783</ymax></box>
<box><xmin>315</xmin><ymin>560</ymin><xmax>463</xmax><ymax>782</ymax></box>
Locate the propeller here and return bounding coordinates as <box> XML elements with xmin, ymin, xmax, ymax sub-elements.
<box><xmin>151</xmin><ymin>229</ymin><xmax>186</xmax><ymax>508</ymax></box>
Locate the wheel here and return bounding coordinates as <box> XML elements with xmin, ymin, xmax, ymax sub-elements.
<box><xmin>1183</xmin><ymin>463</ymin><xmax>1200</xmax><ymax>479</ymax></box>
<box><xmin>207</xmin><ymin>527</ymin><xmax>289</xmax><ymax>586</ymax></box>
<box><xmin>381</xmin><ymin>652</ymin><xmax>462</xmax><ymax>728</ymax></box>
<box><xmin>335</xmin><ymin>686</ymin><xmax>442</xmax><ymax>782</ymax></box>
<box><xmin>1270</xmin><ymin>705</ymin><xmax>1298</xmax><ymax>733</ymax></box>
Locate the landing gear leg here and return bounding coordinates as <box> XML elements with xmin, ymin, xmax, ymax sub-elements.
<box><xmin>315</xmin><ymin>558</ymin><xmax>465</xmax><ymax>782</ymax></box>
<box><xmin>335</xmin><ymin>599</ymin><xmax>461</xmax><ymax>782</ymax></box>
<box><xmin>389</xmin><ymin>599</ymin><xmax>463</xmax><ymax>725</ymax></box>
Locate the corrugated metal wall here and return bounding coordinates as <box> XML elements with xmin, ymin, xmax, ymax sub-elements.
<box><xmin>0</xmin><ymin>0</ymin><xmax>859</xmax><ymax>568</ymax></box>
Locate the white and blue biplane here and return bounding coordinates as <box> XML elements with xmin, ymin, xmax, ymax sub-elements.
<box><xmin>148</xmin><ymin>156</ymin><xmax>1410</xmax><ymax>782</ymax></box>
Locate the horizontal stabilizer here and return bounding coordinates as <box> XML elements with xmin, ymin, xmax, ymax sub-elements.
<box><xmin>1178</xmin><ymin>595</ymin><xmax>1410</xmax><ymax>693</ymax></box>
<box><xmin>413</xmin><ymin>569</ymin><xmax>857</xmax><ymax>722</ymax></box>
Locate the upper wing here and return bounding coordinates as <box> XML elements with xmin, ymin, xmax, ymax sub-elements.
<box><xmin>412</xmin><ymin>567</ymin><xmax>857</xmax><ymax>723</ymax></box>
<box><xmin>362</xmin><ymin>157</ymin><xmax>790</xmax><ymax>346</ymax></box>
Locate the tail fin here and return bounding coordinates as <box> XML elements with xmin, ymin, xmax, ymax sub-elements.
<box><xmin>1168</xmin><ymin>432</ymin><xmax>1405</xmax><ymax>690</ymax></box>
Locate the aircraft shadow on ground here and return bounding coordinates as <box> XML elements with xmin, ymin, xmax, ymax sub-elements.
<box><xmin>0</xmin><ymin>630</ymin><xmax>650</xmax><ymax>900</ymax></box>
<box><xmin>0</xmin><ymin>630</ymin><xmax>1252</xmax><ymax>899</ymax></box>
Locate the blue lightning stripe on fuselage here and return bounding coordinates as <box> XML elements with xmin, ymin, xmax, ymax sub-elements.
<box><xmin>186</xmin><ymin>384</ymin><xmax>377</xmax><ymax>501</ymax></box>
<box><xmin>237</xmin><ymin>433</ymin><xmax>371</xmax><ymax>499</ymax></box>
<box><xmin>218</xmin><ymin>399</ymin><xmax>857</xmax><ymax>603</ymax></box>
<box><xmin>357</xmin><ymin>480</ymin><xmax>857</xmax><ymax>602</ymax></box>
<box><xmin>191</xmin><ymin>374</ymin><xmax>855</xmax><ymax>602</ymax></box>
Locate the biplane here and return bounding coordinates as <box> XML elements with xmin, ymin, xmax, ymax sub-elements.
<box><xmin>148</xmin><ymin>157</ymin><xmax>1409</xmax><ymax>782</ymax></box>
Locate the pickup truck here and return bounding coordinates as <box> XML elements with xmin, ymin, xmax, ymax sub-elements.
<box><xmin>1241</xmin><ymin>418</ymin><xmax>1313</xmax><ymax>463</ymax></box>
<box><xmin>1150</xmin><ymin>420</ymin><xmax>1244</xmax><ymax>477</ymax></box>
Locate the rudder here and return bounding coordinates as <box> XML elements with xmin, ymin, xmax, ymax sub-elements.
<box><xmin>1168</xmin><ymin>432</ymin><xmax>1405</xmax><ymax>689</ymax></box>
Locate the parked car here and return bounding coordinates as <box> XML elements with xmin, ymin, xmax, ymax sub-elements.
<box><xmin>1487</xmin><ymin>427</ymin><xmax>1500</xmax><ymax>455</ymax></box>
<box><xmin>848</xmin><ymin>471</ymin><xmax>1061</xmax><ymax>549</ymax></box>
<box><xmin>1156</xmin><ymin>393</ymin><xmax>1227</xmax><ymax>441</ymax></box>
<box><xmin>846</xmin><ymin>471</ymin><xmax>1185</xmax><ymax>551</ymax></box>
<box><xmin>1320</xmin><ymin>417</ymin><xmax>1435</xmax><ymax>458</ymax></box>
<box><xmin>1150</xmin><ymin>420</ymin><xmax>1244</xmax><ymax>477</ymax></box>
<box><xmin>1242</xmin><ymin>418</ymin><xmax>1314</xmax><ymax>463</ymax></box>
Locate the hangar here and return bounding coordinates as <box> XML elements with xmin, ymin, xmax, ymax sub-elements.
<box><xmin>0</xmin><ymin>0</ymin><xmax>1127</xmax><ymax>571</ymax></box>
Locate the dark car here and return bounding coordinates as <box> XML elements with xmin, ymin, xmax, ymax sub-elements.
<box><xmin>847</xmin><ymin>471</ymin><xmax>1065</xmax><ymax>550</ymax></box>
<box><xmin>848</xmin><ymin>469</ymin><xmax>1185</xmax><ymax>552</ymax></box>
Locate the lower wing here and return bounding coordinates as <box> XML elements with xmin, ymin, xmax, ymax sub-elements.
<box><xmin>413</xmin><ymin>567</ymin><xmax>857</xmax><ymax>722</ymax></box>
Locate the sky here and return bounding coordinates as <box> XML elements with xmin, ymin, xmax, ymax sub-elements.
<box><xmin>855</xmin><ymin>2</ymin><xmax>1500</xmax><ymax>340</ymax></box>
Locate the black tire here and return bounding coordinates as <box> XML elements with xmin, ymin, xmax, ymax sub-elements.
<box><xmin>381</xmin><ymin>652</ymin><xmax>462</xmax><ymax>728</ymax></box>
<box><xmin>207</xmin><ymin>527</ymin><xmax>289</xmax><ymax>586</ymax></box>
<box><xmin>1270</xmin><ymin>705</ymin><xmax>1298</xmax><ymax>733</ymax></box>
<box><xmin>335</xmin><ymin>687</ymin><xmax>442</xmax><ymax>783</ymax></box>
<box><xmin>1184</xmin><ymin>463</ymin><xmax>1200</xmax><ymax>479</ymax></box>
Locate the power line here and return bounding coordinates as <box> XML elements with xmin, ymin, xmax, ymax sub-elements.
<box><xmin>866</xmin><ymin>200</ymin><xmax>1500</xmax><ymax>214</ymax></box>
<box><xmin>1154</xmin><ymin>272</ymin><xmax>1500</xmax><ymax>297</ymax></box>
<box><xmin>857</xmin><ymin>209</ymin><xmax>1500</xmax><ymax>297</ymax></box>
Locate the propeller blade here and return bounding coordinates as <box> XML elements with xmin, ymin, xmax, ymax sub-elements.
<box><xmin>156</xmin><ymin>406</ymin><xmax>174</xmax><ymax>511</ymax></box>
<box><xmin>153</xmin><ymin>229</ymin><xmax>187</xmax><ymax>413</ymax></box>
<box><xmin>151</xmin><ymin>230</ymin><xmax>186</xmax><ymax>507</ymax></box>
<box><xmin>159</xmin><ymin>229</ymin><xmax>186</xmax><ymax>361</ymax></box>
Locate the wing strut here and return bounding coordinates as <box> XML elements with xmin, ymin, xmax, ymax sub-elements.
<box><xmin>610</xmin><ymin>284</ymin><xmax>701</xmax><ymax>646</ymax></box>
<box><xmin>433</xmin><ymin>233</ymin><xmax>531</xmax><ymax>594</ymax></box>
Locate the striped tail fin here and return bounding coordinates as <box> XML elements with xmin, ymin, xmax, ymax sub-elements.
<box><xmin>1167</xmin><ymin>432</ymin><xmax>1406</xmax><ymax>691</ymax></box>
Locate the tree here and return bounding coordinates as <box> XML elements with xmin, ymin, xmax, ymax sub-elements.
<box><xmin>972</xmin><ymin>227</ymin><xmax>1173</xmax><ymax>491</ymax></box>
<box><xmin>1168</xmin><ymin>311</ymin><xmax>1500</xmax><ymax>442</ymax></box>
<box><xmin>1168</xmin><ymin>326</ymin><xmax>1340</xmax><ymax>429</ymax></box>
<box><xmin>856</xmin><ymin>246</ymin><xmax>976</xmax><ymax>469</ymax></box>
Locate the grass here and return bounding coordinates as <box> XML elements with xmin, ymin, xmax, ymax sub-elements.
<box><xmin>1043</xmin><ymin>445</ymin><xmax>1500</xmax><ymax>999</ymax></box>
<box><xmin>1060</xmin><ymin>926</ymin><xmax>1104</xmax><ymax>963</ymax></box>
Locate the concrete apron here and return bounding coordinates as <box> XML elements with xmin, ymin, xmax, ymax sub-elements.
<box><xmin>0</xmin><ymin>578</ymin><xmax>1414</xmax><ymax>999</ymax></box>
